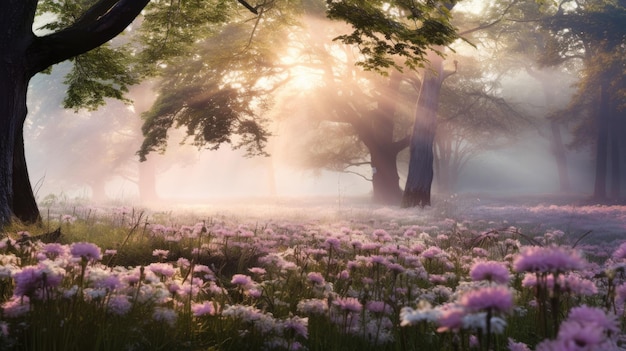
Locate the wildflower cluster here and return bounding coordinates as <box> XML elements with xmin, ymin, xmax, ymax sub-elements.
<box><xmin>0</xmin><ymin>206</ymin><xmax>625</xmax><ymax>350</ymax></box>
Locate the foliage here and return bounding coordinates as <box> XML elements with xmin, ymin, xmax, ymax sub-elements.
<box><xmin>326</xmin><ymin>0</ymin><xmax>459</xmax><ymax>73</ymax></box>
<box><xmin>136</xmin><ymin>1</ymin><xmax>302</xmax><ymax>161</ymax></box>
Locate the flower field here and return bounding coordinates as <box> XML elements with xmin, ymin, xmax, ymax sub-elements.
<box><xmin>1</xmin><ymin>196</ymin><xmax>626</xmax><ymax>350</ymax></box>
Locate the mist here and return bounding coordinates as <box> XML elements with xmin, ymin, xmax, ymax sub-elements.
<box><xmin>22</xmin><ymin>10</ymin><xmax>611</xmax><ymax>209</ymax></box>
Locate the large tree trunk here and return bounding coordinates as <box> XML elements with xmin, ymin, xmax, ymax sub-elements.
<box><xmin>13</xmin><ymin>128</ymin><xmax>41</xmax><ymax>223</ymax></box>
<box><xmin>370</xmin><ymin>144</ymin><xmax>403</xmax><ymax>204</ymax></box>
<box><xmin>0</xmin><ymin>2</ymin><xmax>36</xmax><ymax>225</ymax></box>
<box><xmin>609</xmin><ymin>103</ymin><xmax>622</xmax><ymax>199</ymax></box>
<box><xmin>593</xmin><ymin>77</ymin><xmax>611</xmax><ymax>200</ymax></box>
<box><xmin>402</xmin><ymin>51</ymin><xmax>444</xmax><ymax>208</ymax></box>
<box><xmin>366</xmin><ymin>71</ymin><xmax>406</xmax><ymax>204</ymax></box>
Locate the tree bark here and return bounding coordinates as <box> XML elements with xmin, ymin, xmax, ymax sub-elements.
<box><xmin>402</xmin><ymin>51</ymin><xmax>444</xmax><ymax>208</ymax></box>
<box><xmin>13</xmin><ymin>128</ymin><xmax>41</xmax><ymax>224</ymax></box>
<box><xmin>593</xmin><ymin>76</ymin><xmax>610</xmax><ymax>200</ymax></box>
<box><xmin>609</xmin><ymin>103</ymin><xmax>621</xmax><ymax>199</ymax></box>
<box><xmin>370</xmin><ymin>144</ymin><xmax>403</xmax><ymax>204</ymax></box>
<box><xmin>365</xmin><ymin>70</ymin><xmax>406</xmax><ymax>204</ymax></box>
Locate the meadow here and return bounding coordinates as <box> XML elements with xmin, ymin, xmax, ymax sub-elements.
<box><xmin>1</xmin><ymin>194</ymin><xmax>625</xmax><ymax>350</ymax></box>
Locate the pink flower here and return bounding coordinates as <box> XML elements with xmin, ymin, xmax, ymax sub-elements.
<box><xmin>283</xmin><ymin>315</ymin><xmax>309</xmax><ymax>339</ymax></box>
<box><xmin>2</xmin><ymin>296</ymin><xmax>30</xmax><ymax>317</ymax></box>
<box><xmin>469</xmin><ymin>261</ymin><xmax>510</xmax><ymax>284</ymax></box>
<box><xmin>192</xmin><ymin>301</ymin><xmax>218</xmax><ymax>316</ymax></box>
<box><xmin>555</xmin><ymin>320</ymin><xmax>605</xmax><ymax>349</ymax></box>
<box><xmin>436</xmin><ymin>305</ymin><xmax>466</xmax><ymax>332</ymax></box>
<box><xmin>460</xmin><ymin>286</ymin><xmax>513</xmax><ymax>313</ymax></box>
<box><xmin>365</xmin><ymin>300</ymin><xmax>390</xmax><ymax>314</ymax></box>
<box><xmin>333</xmin><ymin>297</ymin><xmax>362</xmax><ymax>313</ymax></box>
<box><xmin>421</xmin><ymin>246</ymin><xmax>443</xmax><ymax>259</ymax></box>
<box><xmin>513</xmin><ymin>245</ymin><xmax>585</xmax><ymax>273</ymax></box>
<box><xmin>297</xmin><ymin>299</ymin><xmax>328</xmax><ymax>315</ymax></box>
<box><xmin>248</xmin><ymin>267</ymin><xmax>266</xmax><ymax>275</ymax></box>
<box><xmin>231</xmin><ymin>274</ymin><xmax>254</xmax><ymax>288</ymax></box>
<box><xmin>616</xmin><ymin>283</ymin><xmax>626</xmax><ymax>304</ymax></box>
<box><xmin>70</xmin><ymin>242</ymin><xmax>102</xmax><ymax>261</ymax></box>
<box><xmin>567</xmin><ymin>306</ymin><xmax>619</xmax><ymax>334</ymax></box>
<box><xmin>152</xmin><ymin>249</ymin><xmax>169</xmax><ymax>259</ymax></box>
<box><xmin>148</xmin><ymin>263</ymin><xmax>176</xmax><ymax>278</ymax></box>
<box><xmin>507</xmin><ymin>338</ymin><xmax>531</xmax><ymax>351</ymax></box>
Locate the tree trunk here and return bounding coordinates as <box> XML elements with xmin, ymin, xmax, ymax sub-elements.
<box><xmin>370</xmin><ymin>145</ymin><xmax>403</xmax><ymax>204</ymax></box>
<box><xmin>367</xmin><ymin>71</ymin><xmax>405</xmax><ymax>204</ymax></box>
<box><xmin>434</xmin><ymin>123</ymin><xmax>453</xmax><ymax>194</ymax></box>
<box><xmin>610</xmin><ymin>103</ymin><xmax>621</xmax><ymax>199</ymax></box>
<box><xmin>12</xmin><ymin>128</ymin><xmax>41</xmax><ymax>224</ymax></box>
<box><xmin>402</xmin><ymin>51</ymin><xmax>443</xmax><ymax>208</ymax></box>
<box><xmin>593</xmin><ymin>77</ymin><xmax>610</xmax><ymax>200</ymax></box>
<box><xmin>0</xmin><ymin>2</ymin><xmax>35</xmax><ymax>224</ymax></box>
<box><xmin>549</xmin><ymin>120</ymin><xmax>571</xmax><ymax>193</ymax></box>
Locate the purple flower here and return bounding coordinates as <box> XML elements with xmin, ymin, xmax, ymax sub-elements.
<box><xmin>324</xmin><ymin>237</ymin><xmax>341</xmax><ymax>250</ymax></box>
<box><xmin>40</xmin><ymin>243</ymin><xmax>68</xmax><ymax>260</ymax></box>
<box><xmin>460</xmin><ymin>286</ymin><xmax>513</xmax><ymax>313</ymax></box>
<box><xmin>307</xmin><ymin>272</ymin><xmax>326</xmax><ymax>287</ymax></box>
<box><xmin>13</xmin><ymin>264</ymin><xmax>64</xmax><ymax>298</ymax></box>
<box><xmin>513</xmin><ymin>245</ymin><xmax>584</xmax><ymax>273</ymax></box>
<box><xmin>470</xmin><ymin>261</ymin><xmax>510</xmax><ymax>284</ymax></box>
<box><xmin>70</xmin><ymin>242</ymin><xmax>102</xmax><ymax>261</ymax></box>
<box><xmin>107</xmin><ymin>295</ymin><xmax>132</xmax><ymax>315</ymax></box>
<box><xmin>612</xmin><ymin>241</ymin><xmax>626</xmax><ymax>261</ymax></box>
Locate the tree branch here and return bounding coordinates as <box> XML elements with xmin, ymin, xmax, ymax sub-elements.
<box><xmin>27</xmin><ymin>0</ymin><xmax>150</xmax><ymax>75</ymax></box>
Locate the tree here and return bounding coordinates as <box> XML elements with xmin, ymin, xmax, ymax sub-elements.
<box><xmin>537</xmin><ymin>0</ymin><xmax>626</xmax><ymax>199</ymax></box>
<box><xmin>3</xmin><ymin>0</ymin><xmax>463</xmax><ymax>227</ymax></box>
<box><xmin>1</xmin><ymin>0</ymin><xmax>151</xmax><ymax>226</ymax></box>
<box><xmin>326</xmin><ymin>0</ymin><xmax>458</xmax><ymax>207</ymax></box>
<box><xmin>433</xmin><ymin>55</ymin><xmax>529</xmax><ymax>193</ymax></box>
<box><xmin>276</xmin><ymin>13</ymin><xmax>415</xmax><ymax>204</ymax></box>
<box><xmin>138</xmin><ymin>0</ymin><xmax>460</xmax><ymax>204</ymax></box>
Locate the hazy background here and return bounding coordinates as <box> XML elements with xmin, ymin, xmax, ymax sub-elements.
<box><xmin>24</xmin><ymin>7</ymin><xmax>601</xmax><ymax>207</ymax></box>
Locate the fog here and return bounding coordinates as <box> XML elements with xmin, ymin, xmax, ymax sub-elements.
<box><xmin>23</xmin><ymin>10</ymin><xmax>605</xmax><ymax>208</ymax></box>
